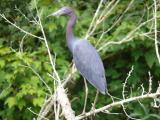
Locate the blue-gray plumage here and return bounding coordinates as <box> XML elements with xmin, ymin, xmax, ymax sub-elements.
<box><xmin>48</xmin><ymin>7</ymin><xmax>107</xmax><ymax>94</ymax></box>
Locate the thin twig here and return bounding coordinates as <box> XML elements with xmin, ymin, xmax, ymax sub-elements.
<box><xmin>122</xmin><ymin>66</ymin><xmax>134</xmax><ymax>99</ymax></box>
<box><xmin>148</xmin><ymin>72</ymin><xmax>153</xmax><ymax>93</ymax></box>
<box><xmin>82</xmin><ymin>78</ymin><xmax>88</xmax><ymax>114</ymax></box>
<box><xmin>85</xmin><ymin>0</ymin><xmax>104</xmax><ymax>39</ymax></box>
<box><xmin>96</xmin><ymin>0</ymin><xmax>134</xmax><ymax>46</ymax></box>
<box><xmin>97</xmin><ymin>0</ymin><xmax>120</xmax><ymax>24</ymax></box>
<box><xmin>0</xmin><ymin>14</ymin><xmax>44</xmax><ymax>40</ymax></box>
<box><xmin>141</xmin><ymin>84</ymin><xmax>145</xmax><ymax>96</ymax></box>
<box><xmin>28</xmin><ymin>107</ymin><xmax>49</xmax><ymax>120</ymax></box>
<box><xmin>19</xmin><ymin>34</ymin><xmax>27</xmax><ymax>53</ymax></box>
<box><xmin>20</xmin><ymin>64</ymin><xmax>52</xmax><ymax>95</ymax></box>
<box><xmin>153</xmin><ymin>0</ymin><xmax>160</xmax><ymax>64</ymax></box>
<box><xmin>76</xmin><ymin>93</ymin><xmax>160</xmax><ymax>120</ymax></box>
<box><xmin>15</xmin><ymin>5</ymin><xmax>31</xmax><ymax>22</ymax></box>
<box><xmin>35</xmin><ymin>2</ymin><xmax>60</xmax><ymax>83</ymax></box>
<box><xmin>33</xmin><ymin>0</ymin><xmax>76</xmax><ymax>119</ymax></box>
<box><xmin>91</xmin><ymin>90</ymin><xmax>99</xmax><ymax>111</ymax></box>
<box><xmin>121</xmin><ymin>104</ymin><xmax>139</xmax><ymax>120</ymax></box>
<box><xmin>98</xmin><ymin>16</ymin><xmax>160</xmax><ymax>51</ymax></box>
<box><xmin>87</xmin><ymin>0</ymin><xmax>120</xmax><ymax>38</ymax></box>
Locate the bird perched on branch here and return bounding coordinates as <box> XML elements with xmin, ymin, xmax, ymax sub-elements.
<box><xmin>48</xmin><ymin>7</ymin><xmax>107</xmax><ymax>94</ymax></box>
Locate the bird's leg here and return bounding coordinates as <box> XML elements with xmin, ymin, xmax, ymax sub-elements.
<box><xmin>91</xmin><ymin>90</ymin><xmax>99</xmax><ymax>113</ymax></box>
<box><xmin>106</xmin><ymin>91</ymin><xmax>115</xmax><ymax>103</ymax></box>
<box><xmin>82</xmin><ymin>78</ymin><xmax>88</xmax><ymax>114</ymax></box>
<box><xmin>106</xmin><ymin>91</ymin><xmax>123</xmax><ymax>102</ymax></box>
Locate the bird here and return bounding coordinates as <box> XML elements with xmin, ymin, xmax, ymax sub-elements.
<box><xmin>48</xmin><ymin>7</ymin><xmax>107</xmax><ymax>94</ymax></box>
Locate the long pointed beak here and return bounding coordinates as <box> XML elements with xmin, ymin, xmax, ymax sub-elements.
<box><xmin>47</xmin><ymin>10</ymin><xmax>62</xmax><ymax>18</ymax></box>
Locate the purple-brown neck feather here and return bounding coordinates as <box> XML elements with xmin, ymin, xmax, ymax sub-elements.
<box><xmin>66</xmin><ymin>10</ymin><xmax>77</xmax><ymax>52</ymax></box>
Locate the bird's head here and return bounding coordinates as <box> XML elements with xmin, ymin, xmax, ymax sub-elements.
<box><xmin>47</xmin><ymin>7</ymin><xmax>73</xmax><ymax>17</ymax></box>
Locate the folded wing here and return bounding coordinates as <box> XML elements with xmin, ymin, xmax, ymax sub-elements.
<box><xmin>73</xmin><ymin>40</ymin><xmax>107</xmax><ymax>94</ymax></box>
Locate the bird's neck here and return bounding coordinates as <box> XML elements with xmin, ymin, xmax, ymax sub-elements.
<box><xmin>66</xmin><ymin>12</ymin><xmax>76</xmax><ymax>52</ymax></box>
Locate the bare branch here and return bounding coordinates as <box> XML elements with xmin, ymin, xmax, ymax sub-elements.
<box><xmin>148</xmin><ymin>72</ymin><xmax>153</xmax><ymax>93</ymax></box>
<box><xmin>122</xmin><ymin>66</ymin><xmax>134</xmax><ymax>99</ymax></box>
<box><xmin>28</xmin><ymin>107</ymin><xmax>49</xmax><ymax>120</ymax></box>
<box><xmin>121</xmin><ymin>104</ymin><xmax>138</xmax><ymax>120</ymax></box>
<box><xmin>0</xmin><ymin>14</ymin><xmax>44</xmax><ymax>40</ymax></box>
<box><xmin>19</xmin><ymin>34</ymin><xmax>27</xmax><ymax>53</ymax></box>
<box><xmin>35</xmin><ymin>2</ymin><xmax>60</xmax><ymax>83</ymax></box>
<box><xmin>153</xmin><ymin>0</ymin><xmax>160</xmax><ymax>64</ymax></box>
<box><xmin>37</xmin><ymin>96</ymin><xmax>55</xmax><ymax>120</ymax></box>
<box><xmin>96</xmin><ymin>0</ymin><xmax>134</xmax><ymax>46</ymax></box>
<box><xmin>97</xmin><ymin>0</ymin><xmax>120</xmax><ymax>24</ymax></box>
<box><xmin>33</xmin><ymin>0</ymin><xmax>76</xmax><ymax>119</ymax></box>
<box><xmin>76</xmin><ymin>92</ymin><xmax>160</xmax><ymax>120</ymax></box>
<box><xmin>98</xmin><ymin>16</ymin><xmax>160</xmax><ymax>51</ymax></box>
<box><xmin>20</xmin><ymin>64</ymin><xmax>52</xmax><ymax>95</ymax></box>
<box><xmin>85</xmin><ymin>0</ymin><xmax>104</xmax><ymax>39</ymax></box>
<box><xmin>141</xmin><ymin>84</ymin><xmax>145</xmax><ymax>96</ymax></box>
<box><xmin>56</xmin><ymin>86</ymin><xmax>76</xmax><ymax>120</ymax></box>
<box><xmin>86</xmin><ymin>0</ymin><xmax>120</xmax><ymax>39</ymax></box>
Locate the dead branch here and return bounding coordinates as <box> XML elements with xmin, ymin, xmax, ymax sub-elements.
<box><xmin>76</xmin><ymin>92</ymin><xmax>160</xmax><ymax>120</ymax></box>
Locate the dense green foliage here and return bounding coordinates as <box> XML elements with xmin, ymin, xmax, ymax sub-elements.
<box><xmin>0</xmin><ymin>0</ymin><xmax>160</xmax><ymax>119</ymax></box>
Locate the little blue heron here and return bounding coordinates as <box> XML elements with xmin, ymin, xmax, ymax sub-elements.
<box><xmin>48</xmin><ymin>7</ymin><xmax>107</xmax><ymax>94</ymax></box>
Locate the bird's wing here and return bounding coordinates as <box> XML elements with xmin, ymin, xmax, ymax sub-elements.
<box><xmin>73</xmin><ymin>40</ymin><xmax>107</xmax><ymax>94</ymax></box>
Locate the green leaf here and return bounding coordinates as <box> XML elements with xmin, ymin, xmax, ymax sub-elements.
<box><xmin>0</xmin><ymin>60</ymin><xmax>5</xmax><ymax>68</ymax></box>
<box><xmin>17</xmin><ymin>100</ymin><xmax>26</xmax><ymax>110</ymax></box>
<box><xmin>107</xmin><ymin>68</ymin><xmax>121</xmax><ymax>79</ymax></box>
<box><xmin>0</xmin><ymin>86</ymin><xmax>11</xmax><ymax>99</ymax></box>
<box><xmin>0</xmin><ymin>47</ymin><xmax>11</xmax><ymax>55</ymax></box>
<box><xmin>33</xmin><ymin>97</ymin><xmax>44</xmax><ymax>107</ymax></box>
<box><xmin>145</xmin><ymin>50</ymin><xmax>156</xmax><ymax>68</ymax></box>
<box><xmin>0</xmin><ymin>71</ymin><xmax>5</xmax><ymax>81</ymax></box>
<box><xmin>5</xmin><ymin>97</ymin><xmax>17</xmax><ymax>108</ymax></box>
<box><xmin>132</xmin><ymin>49</ymin><xmax>143</xmax><ymax>61</ymax></box>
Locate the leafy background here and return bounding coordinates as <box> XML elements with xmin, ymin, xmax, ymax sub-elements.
<box><xmin>0</xmin><ymin>0</ymin><xmax>160</xmax><ymax>119</ymax></box>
